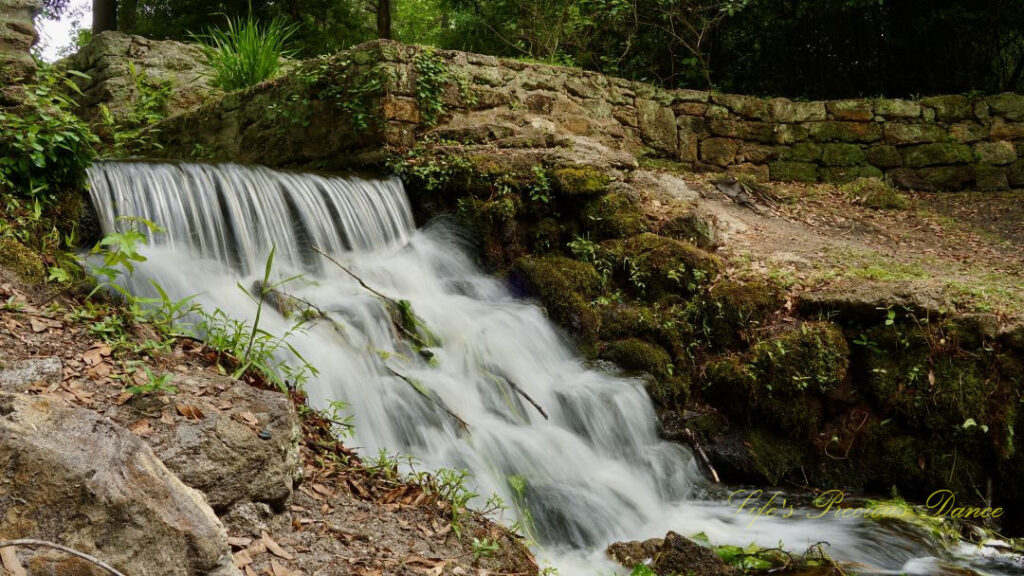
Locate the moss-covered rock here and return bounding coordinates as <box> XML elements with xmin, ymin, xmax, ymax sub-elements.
<box><xmin>551</xmin><ymin>166</ymin><xmax>611</xmax><ymax>196</ymax></box>
<box><xmin>581</xmin><ymin>191</ymin><xmax>648</xmax><ymax>240</ymax></box>
<box><xmin>704</xmin><ymin>322</ymin><xmax>849</xmax><ymax>440</ymax></box>
<box><xmin>0</xmin><ymin>237</ymin><xmax>45</xmax><ymax>284</ymax></box>
<box><xmin>601</xmin><ymin>338</ymin><xmax>689</xmax><ymax>407</ymax></box>
<box><xmin>701</xmin><ymin>279</ymin><xmax>784</xmax><ymax>349</ymax></box>
<box><xmin>603</xmin><ymin>233</ymin><xmax>720</xmax><ymax>299</ymax></box>
<box><xmin>509</xmin><ymin>256</ymin><xmax>600</xmax><ymax>344</ymax></box>
<box><xmin>656</xmin><ymin>208</ymin><xmax>718</xmax><ymax>250</ymax></box>
<box><xmin>841</xmin><ymin>177</ymin><xmax>908</xmax><ymax>210</ymax></box>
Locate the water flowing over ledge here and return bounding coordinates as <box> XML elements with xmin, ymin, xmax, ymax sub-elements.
<box><xmin>86</xmin><ymin>161</ymin><xmax>1021</xmax><ymax>575</ymax></box>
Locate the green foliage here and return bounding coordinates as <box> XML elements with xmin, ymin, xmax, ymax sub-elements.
<box><xmin>299</xmin><ymin>55</ymin><xmax>382</xmax><ymax>133</ymax></box>
<box><xmin>99</xmin><ymin>63</ymin><xmax>173</xmax><ymax>156</ymax></box>
<box><xmin>127</xmin><ymin>366</ymin><xmax>178</xmax><ymax>396</ymax></box>
<box><xmin>193</xmin><ymin>12</ymin><xmax>298</xmax><ymax>91</ymax></box>
<box><xmin>471</xmin><ymin>537</ymin><xmax>500</xmax><ymax>559</ymax></box>
<box><xmin>413</xmin><ymin>49</ymin><xmax>449</xmax><ymax>126</ymax></box>
<box><xmin>0</xmin><ymin>64</ymin><xmax>97</xmax><ymax>204</ymax></box>
<box><xmin>87</xmin><ymin>226</ymin><xmax>317</xmax><ymax>393</ymax></box>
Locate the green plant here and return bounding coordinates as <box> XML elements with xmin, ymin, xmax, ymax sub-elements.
<box><xmin>89</xmin><ymin>217</ymin><xmax>162</xmax><ymax>298</ymax></box>
<box><xmin>192</xmin><ymin>13</ymin><xmax>297</xmax><ymax>91</ymax></box>
<box><xmin>528</xmin><ymin>165</ymin><xmax>552</xmax><ymax>203</ymax></box>
<box><xmin>629</xmin><ymin>565</ymin><xmax>656</xmax><ymax>576</ymax></box>
<box><xmin>471</xmin><ymin>537</ymin><xmax>500</xmax><ymax>559</ymax></box>
<box><xmin>413</xmin><ymin>49</ymin><xmax>449</xmax><ymax>126</ymax></box>
<box><xmin>127</xmin><ymin>366</ymin><xmax>177</xmax><ymax>396</ymax></box>
<box><xmin>0</xmin><ymin>64</ymin><xmax>97</xmax><ymax>203</ymax></box>
<box><xmin>98</xmin><ymin>63</ymin><xmax>173</xmax><ymax>156</ymax></box>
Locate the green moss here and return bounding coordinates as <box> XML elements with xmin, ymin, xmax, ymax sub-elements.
<box><xmin>701</xmin><ymin>279</ymin><xmax>784</xmax><ymax>350</ymax></box>
<box><xmin>841</xmin><ymin>177</ymin><xmax>908</xmax><ymax>210</ymax></box>
<box><xmin>0</xmin><ymin>237</ymin><xmax>45</xmax><ymax>284</ymax></box>
<box><xmin>580</xmin><ymin>191</ymin><xmax>648</xmax><ymax>240</ymax></box>
<box><xmin>510</xmin><ymin>256</ymin><xmax>600</xmax><ymax>344</ymax></box>
<box><xmin>704</xmin><ymin>322</ymin><xmax>848</xmax><ymax>439</ymax></box>
<box><xmin>551</xmin><ymin>166</ymin><xmax>611</xmax><ymax>196</ymax></box>
<box><xmin>657</xmin><ymin>208</ymin><xmax>717</xmax><ymax>250</ymax></box>
<box><xmin>600</xmin><ymin>338</ymin><xmax>689</xmax><ymax>407</ymax></box>
<box><xmin>603</xmin><ymin>233</ymin><xmax>720</xmax><ymax>299</ymax></box>
<box><xmin>745</xmin><ymin>428</ymin><xmax>807</xmax><ymax>485</ymax></box>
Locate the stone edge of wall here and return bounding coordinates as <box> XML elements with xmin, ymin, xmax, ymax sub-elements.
<box><xmin>137</xmin><ymin>39</ymin><xmax>1024</xmax><ymax>191</ymax></box>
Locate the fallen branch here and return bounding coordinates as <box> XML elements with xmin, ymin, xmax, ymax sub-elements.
<box><xmin>0</xmin><ymin>540</ymin><xmax>126</xmax><ymax>576</ymax></box>
<box><xmin>382</xmin><ymin>363</ymin><xmax>469</xmax><ymax>432</ymax></box>
<box><xmin>312</xmin><ymin>245</ymin><xmax>434</xmax><ymax>348</ymax></box>
<box><xmin>683</xmin><ymin>427</ymin><xmax>720</xmax><ymax>484</ymax></box>
<box><xmin>485</xmin><ymin>368</ymin><xmax>548</xmax><ymax>420</ymax></box>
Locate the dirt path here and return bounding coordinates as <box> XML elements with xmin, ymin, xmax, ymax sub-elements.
<box><xmin>640</xmin><ymin>167</ymin><xmax>1023</xmax><ymax>320</ymax></box>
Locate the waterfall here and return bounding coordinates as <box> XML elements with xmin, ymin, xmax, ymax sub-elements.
<box><xmin>86</xmin><ymin>162</ymin><xmax>1019</xmax><ymax>576</ymax></box>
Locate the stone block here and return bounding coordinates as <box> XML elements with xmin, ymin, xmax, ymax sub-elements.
<box><xmin>769</xmin><ymin>161</ymin><xmax>818</xmax><ymax>182</ymax></box>
<box><xmin>700</xmin><ymin>138</ymin><xmax>740</xmax><ymax>166</ymax></box>
<box><xmin>884</xmin><ymin>122</ymin><xmax>947</xmax><ymax>145</ymax></box>
<box><xmin>769</xmin><ymin>98</ymin><xmax>827</xmax><ymax>122</ymax></box>
<box><xmin>821</xmin><ymin>143</ymin><xmax>866</xmax><ymax>166</ymax></box>
<box><xmin>974</xmin><ymin>141</ymin><xmax>1017</xmax><ymax>165</ymax></box>
<box><xmin>826</xmin><ymin>99</ymin><xmax>874</xmax><ymax>121</ymax></box>
<box><xmin>901</xmin><ymin>143</ymin><xmax>974</xmax><ymax>167</ymax></box>
<box><xmin>875</xmin><ymin>99</ymin><xmax>922</xmax><ymax>119</ymax></box>
<box><xmin>808</xmin><ymin>121</ymin><xmax>882</xmax><ymax>143</ymax></box>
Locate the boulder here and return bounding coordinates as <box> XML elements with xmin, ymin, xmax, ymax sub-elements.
<box><xmin>606</xmin><ymin>532</ymin><xmax>735</xmax><ymax>576</ymax></box>
<box><xmin>0</xmin><ymin>392</ymin><xmax>237</xmax><ymax>576</ymax></box>
<box><xmin>112</xmin><ymin>373</ymin><xmax>303</xmax><ymax>513</ymax></box>
<box><xmin>0</xmin><ymin>357</ymin><xmax>62</xmax><ymax>393</ymax></box>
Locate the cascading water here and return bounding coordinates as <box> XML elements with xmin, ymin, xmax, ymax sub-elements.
<box><xmin>87</xmin><ymin>161</ymin><xmax>1021</xmax><ymax>576</ymax></box>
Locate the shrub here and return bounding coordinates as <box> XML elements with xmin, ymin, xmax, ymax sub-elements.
<box><xmin>842</xmin><ymin>177</ymin><xmax>908</xmax><ymax>210</ymax></box>
<box><xmin>192</xmin><ymin>13</ymin><xmax>297</xmax><ymax>91</ymax></box>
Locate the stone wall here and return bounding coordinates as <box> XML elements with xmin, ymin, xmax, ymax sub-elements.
<box><xmin>61</xmin><ymin>31</ymin><xmax>216</xmax><ymax>124</ymax></box>
<box><xmin>81</xmin><ymin>38</ymin><xmax>1024</xmax><ymax>191</ymax></box>
<box><xmin>0</xmin><ymin>0</ymin><xmax>41</xmax><ymax>105</ymax></box>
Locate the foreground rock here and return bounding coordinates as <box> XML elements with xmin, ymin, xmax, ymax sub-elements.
<box><xmin>0</xmin><ymin>391</ymin><xmax>237</xmax><ymax>576</ymax></box>
<box><xmin>608</xmin><ymin>532</ymin><xmax>736</xmax><ymax>576</ymax></box>
<box><xmin>108</xmin><ymin>371</ymin><xmax>303</xmax><ymax>514</ymax></box>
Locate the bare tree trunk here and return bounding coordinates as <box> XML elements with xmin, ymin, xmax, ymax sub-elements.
<box><xmin>93</xmin><ymin>0</ymin><xmax>118</xmax><ymax>33</ymax></box>
<box><xmin>377</xmin><ymin>0</ymin><xmax>391</xmax><ymax>39</ymax></box>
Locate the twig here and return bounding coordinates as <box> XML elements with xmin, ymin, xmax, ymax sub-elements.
<box><xmin>312</xmin><ymin>245</ymin><xmax>392</xmax><ymax>302</ymax></box>
<box><xmin>683</xmin><ymin>427</ymin><xmax>720</xmax><ymax>483</ymax></box>
<box><xmin>381</xmin><ymin>363</ymin><xmax>469</xmax><ymax>432</ymax></box>
<box><xmin>312</xmin><ymin>245</ymin><xmax>426</xmax><ymax>346</ymax></box>
<box><xmin>0</xmin><ymin>540</ymin><xmax>126</xmax><ymax>576</ymax></box>
<box><xmin>485</xmin><ymin>369</ymin><xmax>548</xmax><ymax>420</ymax></box>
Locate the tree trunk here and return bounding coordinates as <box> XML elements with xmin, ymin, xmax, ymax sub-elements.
<box><xmin>376</xmin><ymin>0</ymin><xmax>391</xmax><ymax>39</ymax></box>
<box><xmin>93</xmin><ymin>0</ymin><xmax>118</xmax><ymax>33</ymax></box>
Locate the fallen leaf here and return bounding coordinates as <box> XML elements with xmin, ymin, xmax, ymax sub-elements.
<box><xmin>228</xmin><ymin>537</ymin><xmax>253</xmax><ymax>548</ymax></box>
<box><xmin>233</xmin><ymin>550</ymin><xmax>253</xmax><ymax>568</ymax></box>
<box><xmin>115</xmin><ymin>391</ymin><xmax>134</xmax><ymax>405</ymax></box>
<box><xmin>82</xmin><ymin>344</ymin><xmax>112</xmax><ymax>366</ymax></box>
<box><xmin>128</xmin><ymin>419</ymin><xmax>154</xmax><ymax>437</ymax></box>
<box><xmin>176</xmin><ymin>404</ymin><xmax>205</xmax><ymax>420</ymax></box>
<box><xmin>270</xmin><ymin>559</ymin><xmax>291</xmax><ymax>576</ymax></box>
<box><xmin>262</xmin><ymin>532</ymin><xmax>294</xmax><ymax>561</ymax></box>
<box><xmin>30</xmin><ymin>318</ymin><xmax>49</xmax><ymax>333</ymax></box>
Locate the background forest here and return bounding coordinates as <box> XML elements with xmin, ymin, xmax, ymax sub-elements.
<box><xmin>42</xmin><ymin>0</ymin><xmax>1024</xmax><ymax>99</ymax></box>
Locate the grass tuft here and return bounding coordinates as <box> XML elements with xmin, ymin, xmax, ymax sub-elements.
<box><xmin>192</xmin><ymin>13</ymin><xmax>298</xmax><ymax>91</ymax></box>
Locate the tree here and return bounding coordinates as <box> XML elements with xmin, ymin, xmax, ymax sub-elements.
<box><xmin>375</xmin><ymin>0</ymin><xmax>391</xmax><ymax>39</ymax></box>
<box><xmin>93</xmin><ymin>0</ymin><xmax>118</xmax><ymax>33</ymax></box>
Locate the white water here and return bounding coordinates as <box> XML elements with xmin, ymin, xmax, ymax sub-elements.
<box><xmin>87</xmin><ymin>162</ymin><xmax>1021</xmax><ymax>576</ymax></box>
